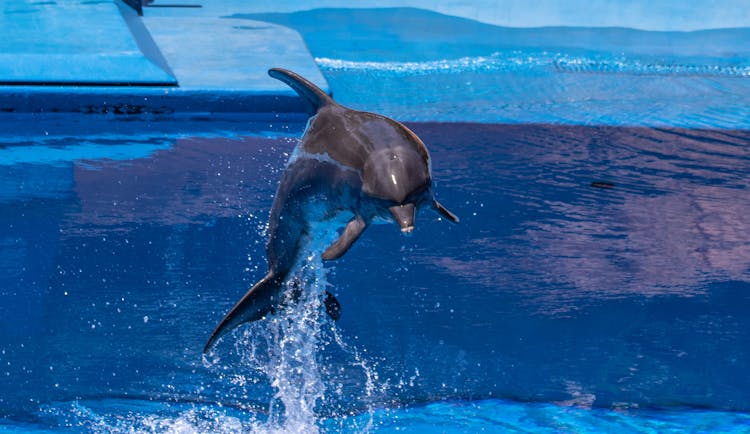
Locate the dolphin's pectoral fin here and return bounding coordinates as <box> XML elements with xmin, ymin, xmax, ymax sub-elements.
<box><xmin>203</xmin><ymin>272</ymin><xmax>283</xmax><ymax>353</ymax></box>
<box><xmin>432</xmin><ymin>199</ymin><xmax>460</xmax><ymax>223</ymax></box>
<box><xmin>324</xmin><ymin>291</ymin><xmax>342</xmax><ymax>321</ymax></box>
<box><xmin>322</xmin><ymin>215</ymin><xmax>367</xmax><ymax>260</ymax></box>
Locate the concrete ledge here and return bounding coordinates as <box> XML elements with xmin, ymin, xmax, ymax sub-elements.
<box><xmin>141</xmin><ymin>12</ymin><xmax>328</xmax><ymax>93</ymax></box>
<box><xmin>0</xmin><ymin>1</ymin><xmax>175</xmax><ymax>85</ymax></box>
<box><xmin>0</xmin><ymin>1</ymin><xmax>328</xmax><ymax>114</ymax></box>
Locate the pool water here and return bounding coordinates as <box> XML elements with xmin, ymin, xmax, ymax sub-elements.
<box><xmin>3</xmin><ymin>5</ymin><xmax>750</xmax><ymax>433</ymax></box>
<box><xmin>1</xmin><ymin>119</ymin><xmax>749</xmax><ymax>432</ymax></box>
<box><xmin>8</xmin><ymin>398</ymin><xmax>750</xmax><ymax>433</ymax></box>
<box><xmin>237</xmin><ymin>7</ymin><xmax>750</xmax><ymax>128</ymax></box>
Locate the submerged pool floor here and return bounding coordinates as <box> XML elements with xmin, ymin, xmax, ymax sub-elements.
<box><xmin>1</xmin><ymin>119</ymin><xmax>749</xmax><ymax>432</ymax></box>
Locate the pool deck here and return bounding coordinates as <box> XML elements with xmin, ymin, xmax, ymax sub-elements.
<box><xmin>1</xmin><ymin>0</ymin><xmax>749</xmax><ymax>121</ymax></box>
<box><xmin>0</xmin><ymin>1</ymin><xmax>328</xmax><ymax>114</ymax></box>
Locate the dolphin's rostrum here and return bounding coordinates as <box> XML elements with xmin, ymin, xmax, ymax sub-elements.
<box><xmin>204</xmin><ymin>68</ymin><xmax>458</xmax><ymax>352</ymax></box>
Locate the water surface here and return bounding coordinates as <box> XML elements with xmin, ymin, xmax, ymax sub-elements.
<box><xmin>1</xmin><ymin>119</ymin><xmax>749</xmax><ymax>431</ymax></box>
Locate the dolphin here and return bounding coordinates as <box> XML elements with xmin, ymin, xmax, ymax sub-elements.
<box><xmin>203</xmin><ymin>68</ymin><xmax>458</xmax><ymax>352</ymax></box>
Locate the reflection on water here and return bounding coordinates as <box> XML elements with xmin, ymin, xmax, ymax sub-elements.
<box><xmin>70</xmin><ymin>136</ymin><xmax>293</xmax><ymax>229</ymax></box>
<box><xmin>341</xmin><ymin>123</ymin><xmax>750</xmax><ymax>411</ymax></box>
<box><xmin>414</xmin><ymin>124</ymin><xmax>750</xmax><ymax>305</ymax></box>
<box><xmin>1</xmin><ymin>122</ymin><xmax>750</xmax><ymax>430</ymax></box>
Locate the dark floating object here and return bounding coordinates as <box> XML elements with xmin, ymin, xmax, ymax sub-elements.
<box><xmin>591</xmin><ymin>181</ymin><xmax>616</xmax><ymax>189</ymax></box>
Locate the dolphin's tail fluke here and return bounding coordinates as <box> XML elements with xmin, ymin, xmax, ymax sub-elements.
<box><xmin>203</xmin><ymin>272</ymin><xmax>283</xmax><ymax>353</ymax></box>
<box><xmin>204</xmin><ymin>268</ymin><xmax>344</xmax><ymax>352</ymax></box>
<box><xmin>269</xmin><ymin>68</ymin><xmax>335</xmax><ymax>114</ymax></box>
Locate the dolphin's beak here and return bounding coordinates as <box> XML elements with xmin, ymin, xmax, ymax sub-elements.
<box><xmin>389</xmin><ymin>203</ymin><xmax>415</xmax><ymax>233</ymax></box>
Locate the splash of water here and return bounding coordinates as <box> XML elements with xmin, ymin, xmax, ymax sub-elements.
<box><xmin>226</xmin><ymin>253</ymin><xmax>378</xmax><ymax>433</ymax></box>
<box><xmin>35</xmin><ymin>254</ymin><xmax>379</xmax><ymax>433</ymax></box>
<box><xmin>239</xmin><ymin>256</ymin><xmax>328</xmax><ymax>433</ymax></box>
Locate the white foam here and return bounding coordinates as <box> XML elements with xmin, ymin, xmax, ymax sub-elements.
<box><xmin>316</xmin><ymin>52</ymin><xmax>750</xmax><ymax>77</ymax></box>
<box><xmin>316</xmin><ymin>52</ymin><xmax>538</xmax><ymax>74</ymax></box>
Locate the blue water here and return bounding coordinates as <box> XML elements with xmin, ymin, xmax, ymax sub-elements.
<box><xmin>3</xmin><ymin>6</ymin><xmax>750</xmax><ymax>433</ymax></box>
<box><xmin>235</xmin><ymin>8</ymin><xmax>750</xmax><ymax>128</ymax></box>
<box><xmin>1</xmin><ymin>118</ymin><xmax>749</xmax><ymax>432</ymax></box>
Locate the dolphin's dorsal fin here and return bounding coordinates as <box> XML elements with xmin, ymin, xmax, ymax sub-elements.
<box><xmin>269</xmin><ymin>68</ymin><xmax>335</xmax><ymax>114</ymax></box>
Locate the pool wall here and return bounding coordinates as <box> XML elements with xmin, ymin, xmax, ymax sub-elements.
<box><xmin>2</xmin><ymin>1</ymin><xmax>750</xmax><ymax>120</ymax></box>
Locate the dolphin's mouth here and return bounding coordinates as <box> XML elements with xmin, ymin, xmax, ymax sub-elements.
<box><xmin>389</xmin><ymin>203</ymin><xmax>416</xmax><ymax>234</ymax></box>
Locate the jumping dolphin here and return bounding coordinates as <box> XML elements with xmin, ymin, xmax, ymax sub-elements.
<box><xmin>204</xmin><ymin>68</ymin><xmax>458</xmax><ymax>352</ymax></box>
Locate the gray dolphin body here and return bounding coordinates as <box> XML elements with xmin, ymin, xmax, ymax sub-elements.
<box><xmin>204</xmin><ymin>68</ymin><xmax>458</xmax><ymax>352</ymax></box>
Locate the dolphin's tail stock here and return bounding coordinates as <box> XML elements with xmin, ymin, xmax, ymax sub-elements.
<box><xmin>204</xmin><ymin>272</ymin><xmax>283</xmax><ymax>353</ymax></box>
<box><xmin>204</xmin><ymin>271</ymin><xmax>343</xmax><ymax>352</ymax></box>
<box><xmin>268</xmin><ymin>68</ymin><xmax>335</xmax><ymax>115</ymax></box>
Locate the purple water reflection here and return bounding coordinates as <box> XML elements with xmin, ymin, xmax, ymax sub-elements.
<box><xmin>69</xmin><ymin>136</ymin><xmax>295</xmax><ymax>230</ymax></box>
<box><xmin>409</xmin><ymin>123</ymin><xmax>750</xmax><ymax>312</ymax></box>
